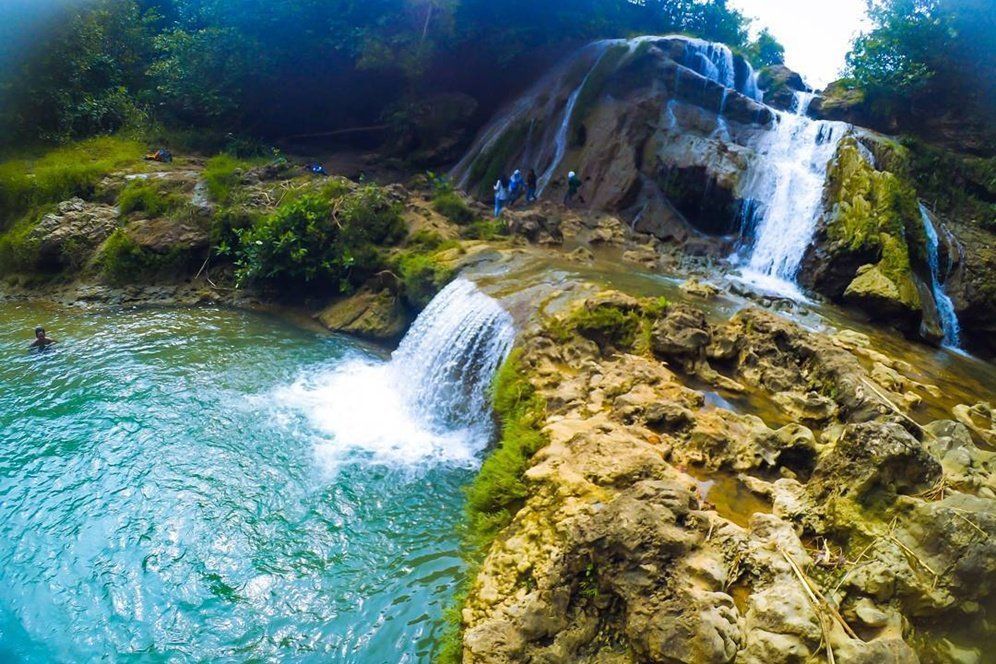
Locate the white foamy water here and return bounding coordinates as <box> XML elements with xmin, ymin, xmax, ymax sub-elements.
<box><xmin>920</xmin><ymin>204</ymin><xmax>961</xmax><ymax>348</ymax></box>
<box><xmin>272</xmin><ymin>278</ymin><xmax>515</xmax><ymax>472</ymax></box>
<box><xmin>738</xmin><ymin>92</ymin><xmax>850</xmax><ymax>296</ymax></box>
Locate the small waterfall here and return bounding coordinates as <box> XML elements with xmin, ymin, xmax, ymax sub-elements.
<box><xmin>275</xmin><ymin>278</ymin><xmax>515</xmax><ymax>469</ymax></box>
<box><xmin>537</xmin><ymin>43</ymin><xmax>613</xmax><ymax>195</ymax></box>
<box><xmin>919</xmin><ymin>204</ymin><xmax>961</xmax><ymax>347</ymax></box>
<box><xmin>681</xmin><ymin>37</ymin><xmax>763</xmax><ymax>102</ymax></box>
<box><xmin>737</xmin><ymin>91</ymin><xmax>849</xmax><ymax>294</ymax></box>
<box><xmin>391</xmin><ymin>278</ymin><xmax>517</xmax><ymax>428</ymax></box>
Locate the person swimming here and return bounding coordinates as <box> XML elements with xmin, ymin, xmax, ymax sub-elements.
<box><xmin>30</xmin><ymin>326</ymin><xmax>57</xmax><ymax>350</ymax></box>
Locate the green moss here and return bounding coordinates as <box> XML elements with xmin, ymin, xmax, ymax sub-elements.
<box><xmin>435</xmin><ymin>350</ymin><xmax>548</xmax><ymax>664</ymax></box>
<box><xmin>468</xmin><ymin>121</ymin><xmax>529</xmax><ymax>200</ymax></box>
<box><xmin>432</xmin><ymin>191</ymin><xmax>477</xmax><ymax>224</ymax></box>
<box><xmin>0</xmin><ymin>136</ymin><xmax>144</xmax><ymax>230</ymax></box>
<box><xmin>394</xmin><ymin>250</ymin><xmax>458</xmax><ymax>310</ymax></box>
<box><xmin>0</xmin><ymin>213</ymin><xmax>43</xmax><ymax>274</ymax></box>
<box><xmin>117</xmin><ymin>180</ymin><xmax>186</xmax><ymax>217</ymax></box>
<box><xmin>98</xmin><ymin>228</ymin><xmax>191</xmax><ymax>284</ymax></box>
<box><xmin>825</xmin><ymin>137</ymin><xmax>924</xmax><ymax>307</ymax></box>
<box><xmin>202</xmin><ymin>154</ymin><xmax>264</xmax><ymax>204</ymax></box>
<box><xmin>903</xmin><ymin>137</ymin><xmax>996</xmax><ymax>232</ymax></box>
<box><xmin>461</xmin><ymin>218</ymin><xmax>507</xmax><ymax>241</ymax></box>
<box><xmin>405</xmin><ymin>229</ymin><xmax>459</xmax><ymax>253</ymax></box>
<box><xmin>551</xmin><ymin>295</ymin><xmax>668</xmax><ymax>354</ymax></box>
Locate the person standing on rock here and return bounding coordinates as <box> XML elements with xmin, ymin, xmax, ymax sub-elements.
<box><xmin>494</xmin><ymin>175</ymin><xmax>509</xmax><ymax>217</ymax></box>
<box><xmin>526</xmin><ymin>169</ymin><xmax>538</xmax><ymax>203</ymax></box>
<box><xmin>29</xmin><ymin>326</ymin><xmax>57</xmax><ymax>350</ymax></box>
<box><xmin>508</xmin><ymin>170</ymin><xmax>525</xmax><ymax>207</ymax></box>
<box><xmin>564</xmin><ymin>171</ymin><xmax>584</xmax><ymax>208</ymax></box>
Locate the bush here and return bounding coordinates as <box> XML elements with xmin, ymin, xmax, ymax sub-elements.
<box><xmin>98</xmin><ymin>228</ymin><xmax>192</xmax><ymax>284</ymax></box>
<box><xmin>0</xmin><ymin>136</ymin><xmax>144</xmax><ymax>230</ymax></box>
<box><xmin>395</xmin><ymin>250</ymin><xmax>457</xmax><ymax>309</ymax></box>
<box><xmin>461</xmin><ymin>218</ymin><xmax>507</xmax><ymax>241</ymax></box>
<box><xmin>118</xmin><ymin>180</ymin><xmax>183</xmax><ymax>217</ymax></box>
<box><xmin>0</xmin><ymin>215</ymin><xmax>42</xmax><ymax>275</ymax></box>
<box><xmin>432</xmin><ymin>190</ymin><xmax>476</xmax><ymax>224</ymax></box>
<box><xmin>233</xmin><ymin>185</ymin><xmax>406</xmax><ymax>291</ymax></box>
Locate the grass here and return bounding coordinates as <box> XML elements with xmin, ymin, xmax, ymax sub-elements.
<box><xmin>118</xmin><ymin>180</ymin><xmax>186</xmax><ymax>217</ymax></box>
<box><xmin>0</xmin><ymin>213</ymin><xmax>43</xmax><ymax>275</ymax></box>
<box><xmin>432</xmin><ymin>190</ymin><xmax>477</xmax><ymax>224</ymax></box>
<box><xmin>202</xmin><ymin>154</ymin><xmax>261</xmax><ymax>204</ymax></box>
<box><xmin>98</xmin><ymin>228</ymin><xmax>193</xmax><ymax>284</ymax></box>
<box><xmin>435</xmin><ymin>350</ymin><xmax>548</xmax><ymax>663</ymax></box>
<box><xmin>0</xmin><ymin>136</ymin><xmax>144</xmax><ymax>231</ymax></box>
<box><xmin>395</xmin><ymin>250</ymin><xmax>458</xmax><ymax>310</ymax></box>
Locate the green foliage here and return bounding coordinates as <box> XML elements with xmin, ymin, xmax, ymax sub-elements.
<box><xmin>395</xmin><ymin>250</ymin><xmax>458</xmax><ymax>309</ymax></box>
<box><xmin>233</xmin><ymin>185</ymin><xmax>405</xmax><ymax>292</ymax></box>
<box><xmin>745</xmin><ymin>28</ymin><xmax>785</xmax><ymax>67</ymax></box>
<box><xmin>202</xmin><ymin>154</ymin><xmax>254</xmax><ymax>204</ymax></box>
<box><xmin>844</xmin><ymin>0</ymin><xmax>995</xmax><ymax>130</ymax></box>
<box><xmin>432</xmin><ymin>191</ymin><xmax>477</xmax><ymax>224</ymax></box>
<box><xmin>0</xmin><ymin>136</ymin><xmax>144</xmax><ymax>230</ymax></box>
<box><xmin>461</xmin><ymin>218</ymin><xmax>507</xmax><ymax>241</ymax></box>
<box><xmin>0</xmin><ymin>215</ymin><xmax>42</xmax><ymax>275</ymax></box>
<box><xmin>118</xmin><ymin>180</ymin><xmax>183</xmax><ymax>217</ymax></box>
<box><xmin>98</xmin><ymin>227</ymin><xmax>191</xmax><ymax>284</ymax></box>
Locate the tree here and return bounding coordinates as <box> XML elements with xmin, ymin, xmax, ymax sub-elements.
<box><xmin>747</xmin><ymin>28</ymin><xmax>785</xmax><ymax>68</ymax></box>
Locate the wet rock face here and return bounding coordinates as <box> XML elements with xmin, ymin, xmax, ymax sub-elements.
<box><xmin>757</xmin><ymin>64</ymin><xmax>810</xmax><ymax>112</ymax></box>
<box><xmin>461</xmin><ymin>289</ymin><xmax>996</xmax><ymax>663</ymax></box>
<box><xmin>455</xmin><ymin>37</ymin><xmax>774</xmax><ymax>242</ymax></box>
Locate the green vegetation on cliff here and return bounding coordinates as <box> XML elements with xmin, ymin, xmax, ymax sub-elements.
<box><xmin>0</xmin><ymin>136</ymin><xmax>142</xmax><ymax>230</ymax></box>
<box><xmin>233</xmin><ymin>185</ymin><xmax>405</xmax><ymax>292</ymax></box>
<box><xmin>825</xmin><ymin>137</ymin><xmax>924</xmax><ymax>311</ymax></box>
<box><xmin>436</xmin><ymin>349</ymin><xmax>547</xmax><ymax>663</ymax></box>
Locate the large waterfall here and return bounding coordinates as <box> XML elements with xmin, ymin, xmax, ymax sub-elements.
<box><xmin>736</xmin><ymin>92</ymin><xmax>849</xmax><ymax>295</ymax></box>
<box><xmin>276</xmin><ymin>278</ymin><xmax>515</xmax><ymax>469</ymax></box>
<box><xmin>919</xmin><ymin>204</ymin><xmax>961</xmax><ymax>347</ymax></box>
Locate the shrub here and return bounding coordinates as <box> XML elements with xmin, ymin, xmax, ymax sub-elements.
<box><xmin>461</xmin><ymin>218</ymin><xmax>507</xmax><ymax>240</ymax></box>
<box><xmin>98</xmin><ymin>228</ymin><xmax>192</xmax><ymax>284</ymax></box>
<box><xmin>233</xmin><ymin>185</ymin><xmax>405</xmax><ymax>291</ymax></box>
<box><xmin>432</xmin><ymin>190</ymin><xmax>476</xmax><ymax>224</ymax></box>
<box><xmin>395</xmin><ymin>250</ymin><xmax>457</xmax><ymax>309</ymax></box>
<box><xmin>118</xmin><ymin>180</ymin><xmax>183</xmax><ymax>217</ymax></box>
<box><xmin>0</xmin><ymin>215</ymin><xmax>42</xmax><ymax>275</ymax></box>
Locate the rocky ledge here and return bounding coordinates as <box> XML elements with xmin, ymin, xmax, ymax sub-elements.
<box><xmin>457</xmin><ymin>287</ymin><xmax>996</xmax><ymax>663</ymax></box>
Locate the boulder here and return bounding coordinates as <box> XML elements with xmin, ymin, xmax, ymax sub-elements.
<box><xmin>317</xmin><ymin>287</ymin><xmax>410</xmax><ymax>342</ymax></box>
<box><xmin>29</xmin><ymin>198</ymin><xmax>119</xmax><ymax>269</ymax></box>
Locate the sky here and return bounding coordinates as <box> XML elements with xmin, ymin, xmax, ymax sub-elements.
<box><xmin>729</xmin><ymin>0</ymin><xmax>872</xmax><ymax>88</ymax></box>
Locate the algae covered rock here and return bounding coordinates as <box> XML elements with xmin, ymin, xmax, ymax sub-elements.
<box><xmin>317</xmin><ymin>287</ymin><xmax>410</xmax><ymax>342</ymax></box>
<box><xmin>802</xmin><ymin>136</ymin><xmax>928</xmax><ymax>327</ymax></box>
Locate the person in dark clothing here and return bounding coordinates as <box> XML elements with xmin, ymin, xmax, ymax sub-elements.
<box><xmin>564</xmin><ymin>170</ymin><xmax>584</xmax><ymax>208</ymax></box>
<box><xmin>526</xmin><ymin>169</ymin><xmax>538</xmax><ymax>203</ymax></box>
<box><xmin>29</xmin><ymin>326</ymin><xmax>57</xmax><ymax>350</ymax></box>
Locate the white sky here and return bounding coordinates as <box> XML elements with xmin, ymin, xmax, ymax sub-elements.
<box><xmin>729</xmin><ymin>0</ymin><xmax>872</xmax><ymax>88</ymax></box>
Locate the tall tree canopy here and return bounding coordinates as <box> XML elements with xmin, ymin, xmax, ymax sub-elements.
<box><xmin>0</xmin><ymin>0</ymin><xmax>767</xmax><ymax>146</ymax></box>
<box><xmin>845</xmin><ymin>0</ymin><xmax>995</xmax><ymax>134</ymax></box>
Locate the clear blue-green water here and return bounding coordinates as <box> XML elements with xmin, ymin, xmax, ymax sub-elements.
<box><xmin>0</xmin><ymin>302</ymin><xmax>474</xmax><ymax>663</ymax></box>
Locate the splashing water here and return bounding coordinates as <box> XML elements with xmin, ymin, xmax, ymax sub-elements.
<box><xmin>276</xmin><ymin>278</ymin><xmax>516</xmax><ymax>471</ymax></box>
<box><xmin>737</xmin><ymin>91</ymin><xmax>850</xmax><ymax>296</ymax></box>
<box><xmin>919</xmin><ymin>204</ymin><xmax>961</xmax><ymax>348</ymax></box>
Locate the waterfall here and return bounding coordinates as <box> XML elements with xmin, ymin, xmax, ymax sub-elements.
<box><xmin>391</xmin><ymin>278</ymin><xmax>517</xmax><ymax>428</ymax></box>
<box><xmin>275</xmin><ymin>278</ymin><xmax>515</xmax><ymax>470</ymax></box>
<box><xmin>919</xmin><ymin>204</ymin><xmax>961</xmax><ymax>348</ymax></box>
<box><xmin>680</xmin><ymin>37</ymin><xmax>763</xmax><ymax>102</ymax></box>
<box><xmin>537</xmin><ymin>43</ymin><xmax>613</xmax><ymax>195</ymax></box>
<box><xmin>737</xmin><ymin>91</ymin><xmax>849</xmax><ymax>295</ymax></box>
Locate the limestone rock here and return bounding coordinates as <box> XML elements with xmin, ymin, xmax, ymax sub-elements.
<box><xmin>317</xmin><ymin>288</ymin><xmax>410</xmax><ymax>342</ymax></box>
<box><xmin>30</xmin><ymin>197</ymin><xmax>119</xmax><ymax>269</ymax></box>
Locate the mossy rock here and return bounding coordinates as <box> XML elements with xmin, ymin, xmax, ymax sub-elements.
<box><xmin>814</xmin><ymin>137</ymin><xmax>926</xmax><ymax>317</ymax></box>
<box><xmin>317</xmin><ymin>287</ymin><xmax>410</xmax><ymax>342</ymax></box>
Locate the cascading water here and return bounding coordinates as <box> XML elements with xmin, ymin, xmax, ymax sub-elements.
<box><xmin>452</xmin><ymin>35</ymin><xmax>765</xmax><ymax>194</ymax></box>
<box><xmin>736</xmin><ymin>91</ymin><xmax>850</xmax><ymax>295</ymax></box>
<box><xmin>277</xmin><ymin>277</ymin><xmax>515</xmax><ymax>469</ymax></box>
<box><xmin>919</xmin><ymin>204</ymin><xmax>961</xmax><ymax>347</ymax></box>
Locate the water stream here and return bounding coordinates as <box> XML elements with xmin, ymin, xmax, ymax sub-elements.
<box><xmin>919</xmin><ymin>203</ymin><xmax>961</xmax><ymax>348</ymax></box>
<box><xmin>0</xmin><ymin>279</ymin><xmax>513</xmax><ymax>662</ymax></box>
<box><xmin>736</xmin><ymin>92</ymin><xmax>849</xmax><ymax>296</ymax></box>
